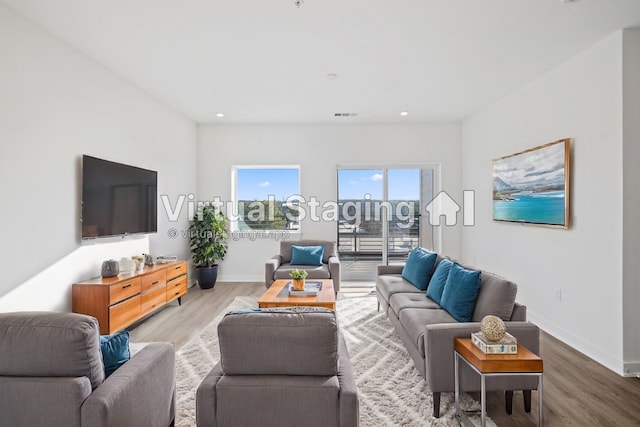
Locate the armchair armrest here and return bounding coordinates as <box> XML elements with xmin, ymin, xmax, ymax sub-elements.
<box><xmin>425</xmin><ymin>322</ymin><xmax>540</xmax><ymax>393</ymax></box>
<box><xmin>196</xmin><ymin>362</ymin><xmax>225</xmax><ymax>427</ymax></box>
<box><xmin>265</xmin><ymin>255</ymin><xmax>282</xmax><ymax>288</ymax></box>
<box><xmin>328</xmin><ymin>256</ymin><xmax>341</xmax><ymax>292</ymax></box>
<box><xmin>0</xmin><ymin>376</ymin><xmax>92</xmax><ymax>427</ymax></box>
<box><xmin>81</xmin><ymin>342</ymin><xmax>175</xmax><ymax>427</ymax></box>
<box><xmin>337</xmin><ymin>333</ymin><xmax>359</xmax><ymax>427</ymax></box>
<box><xmin>377</xmin><ymin>264</ymin><xmax>404</xmax><ymax>275</ymax></box>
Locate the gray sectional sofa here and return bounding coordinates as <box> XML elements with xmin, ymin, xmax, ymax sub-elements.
<box><xmin>376</xmin><ymin>254</ymin><xmax>540</xmax><ymax>418</ymax></box>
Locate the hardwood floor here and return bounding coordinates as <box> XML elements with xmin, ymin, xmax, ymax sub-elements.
<box><xmin>129</xmin><ymin>282</ymin><xmax>640</xmax><ymax>426</ymax></box>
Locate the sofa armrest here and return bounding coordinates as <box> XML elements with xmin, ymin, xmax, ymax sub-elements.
<box><xmin>425</xmin><ymin>322</ymin><xmax>540</xmax><ymax>393</ymax></box>
<box><xmin>337</xmin><ymin>333</ymin><xmax>359</xmax><ymax>427</ymax></box>
<box><xmin>377</xmin><ymin>264</ymin><xmax>404</xmax><ymax>275</ymax></box>
<box><xmin>265</xmin><ymin>255</ymin><xmax>282</xmax><ymax>288</ymax></box>
<box><xmin>328</xmin><ymin>256</ymin><xmax>341</xmax><ymax>292</ymax></box>
<box><xmin>81</xmin><ymin>342</ymin><xmax>175</xmax><ymax>427</ymax></box>
<box><xmin>511</xmin><ymin>302</ymin><xmax>527</xmax><ymax>321</ymax></box>
<box><xmin>196</xmin><ymin>362</ymin><xmax>225</xmax><ymax>427</ymax></box>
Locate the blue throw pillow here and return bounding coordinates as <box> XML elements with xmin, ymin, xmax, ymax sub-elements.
<box><xmin>440</xmin><ymin>263</ymin><xmax>482</xmax><ymax>322</ymax></box>
<box><xmin>426</xmin><ymin>258</ymin><xmax>453</xmax><ymax>305</ymax></box>
<box><xmin>401</xmin><ymin>247</ymin><xmax>437</xmax><ymax>290</ymax></box>
<box><xmin>290</xmin><ymin>245</ymin><xmax>324</xmax><ymax>266</ymax></box>
<box><xmin>100</xmin><ymin>330</ymin><xmax>131</xmax><ymax>377</ymax></box>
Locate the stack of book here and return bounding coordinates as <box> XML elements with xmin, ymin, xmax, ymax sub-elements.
<box><xmin>288</xmin><ymin>281</ymin><xmax>322</xmax><ymax>297</ymax></box>
<box><xmin>471</xmin><ymin>331</ymin><xmax>518</xmax><ymax>354</ymax></box>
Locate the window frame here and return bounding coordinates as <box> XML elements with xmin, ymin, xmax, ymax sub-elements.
<box><xmin>231</xmin><ymin>165</ymin><xmax>302</xmax><ymax>232</ymax></box>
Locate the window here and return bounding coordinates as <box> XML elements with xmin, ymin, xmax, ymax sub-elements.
<box><xmin>232</xmin><ymin>166</ymin><xmax>300</xmax><ymax>231</ymax></box>
<box><xmin>337</xmin><ymin>166</ymin><xmax>435</xmax><ymax>281</ymax></box>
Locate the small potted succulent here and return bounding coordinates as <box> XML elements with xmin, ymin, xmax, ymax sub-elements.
<box><xmin>289</xmin><ymin>269</ymin><xmax>308</xmax><ymax>291</ymax></box>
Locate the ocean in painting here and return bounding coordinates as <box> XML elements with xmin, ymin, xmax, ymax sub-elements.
<box><xmin>493</xmin><ymin>190</ymin><xmax>565</xmax><ymax>225</ymax></box>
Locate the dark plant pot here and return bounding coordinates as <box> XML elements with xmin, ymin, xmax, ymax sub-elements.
<box><xmin>197</xmin><ymin>265</ymin><xmax>218</xmax><ymax>289</ymax></box>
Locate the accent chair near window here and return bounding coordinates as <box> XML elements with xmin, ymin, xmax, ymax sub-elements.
<box><xmin>265</xmin><ymin>239</ymin><xmax>341</xmax><ymax>292</ymax></box>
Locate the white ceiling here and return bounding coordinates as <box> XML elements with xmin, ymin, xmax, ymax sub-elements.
<box><xmin>3</xmin><ymin>0</ymin><xmax>640</xmax><ymax>123</ymax></box>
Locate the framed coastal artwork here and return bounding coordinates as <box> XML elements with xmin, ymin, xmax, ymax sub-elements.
<box><xmin>492</xmin><ymin>138</ymin><xmax>570</xmax><ymax>228</ymax></box>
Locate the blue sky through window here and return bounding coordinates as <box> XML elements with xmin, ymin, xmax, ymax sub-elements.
<box><xmin>236</xmin><ymin>168</ymin><xmax>299</xmax><ymax>201</ymax></box>
<box><xmin>338</xmin><ymin>169</ymin><xmax>419</xmax><ymax>200</ymax></box>
<box><xmin>388</xmin><ymin>169</ymin><xmax>420</xmax><ymax>200</ymax></box>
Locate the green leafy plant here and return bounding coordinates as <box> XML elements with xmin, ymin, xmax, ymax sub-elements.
<box><xmin>189</xmin><ymin>204</ymin><xmax>228</xmax><ymax>268</ymax></box>
<box><xmin>289</xmin><ymin>269</ymin><xmax>308</xmax><ymax>280</ymax></box>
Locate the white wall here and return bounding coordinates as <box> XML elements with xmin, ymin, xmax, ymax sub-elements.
<box><xmin>0</xmin><ymin>5</ymin><xmax>197</xmax><ymax>310</ymax></box>
<box><xmin>198</xmin><ymin>123</ymin><xmax>462</xmax><ymax>281</ymax></box>
<box><xmin>622</xmin><ymin>28</ymin><xmax>640</xmax><ymax>374</ymax></box>
<box><xmin>462</xmin><ymin>32</ymin><xmax>626</xmax><ymax>373</ymax></box>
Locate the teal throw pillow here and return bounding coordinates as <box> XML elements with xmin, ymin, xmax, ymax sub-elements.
<box><xmin>401</xmin><ymin>247</ymin><xmax>437</xmax><ymax>290</ymax></box>
<box><xmin>440</xmin><ymin>263</ymin><xmax>482</xmax><ymax>322</ymax></box>
<box><xmin>426</xmin><ymin>258</ymin><xmax>454</xmax><ymax>305</ymax></box>
<box><xmin>100</xmin><ymin>330</ymin><xmax>131</xmax><ymax>377</ymax></box>
<box><xmin>290</xmin><ymin>245</ymin><xmax>324</xmax><ymax>266</ymax></box>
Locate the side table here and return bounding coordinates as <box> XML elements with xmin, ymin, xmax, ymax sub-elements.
<box><xmin>454</xmin><ymin>337</ymin><xmax>544</xmax><ymax>427</ymax></box>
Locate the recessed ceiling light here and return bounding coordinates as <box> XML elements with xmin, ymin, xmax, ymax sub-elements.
<box><xmin>400</xmin><ymin>111</ymin><xmax>409</xmax><ymax>116</ymax></box>
<box><xmin>216</xmin><ymin>113</ymin><xmax>224</xmax><ymax>118</ymax></box>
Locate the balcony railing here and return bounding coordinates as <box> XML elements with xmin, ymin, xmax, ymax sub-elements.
<box><xmin>338</xmin><ymin>215</ymin><xmax>420</xmax><ymax>260</ymax></box>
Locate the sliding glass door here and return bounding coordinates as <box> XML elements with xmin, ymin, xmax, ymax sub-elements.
<box><xmin>337</xmin><ymin>166</ymin><xmax>434</xmax><ymax>281</ymax></box>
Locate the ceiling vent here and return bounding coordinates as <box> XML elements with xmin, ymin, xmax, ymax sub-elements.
<box><xmin>334</xmin><ymin>112</ymin><xmax>358</xmax><ymax>117</ymax></box>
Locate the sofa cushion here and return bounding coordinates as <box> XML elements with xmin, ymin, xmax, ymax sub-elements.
<box><xmin>471</xmin><ymin>270</ymin><xmax>518</xmax><ymax>321</ymax></box>
<box><xmin>426</xmin><ymin>258</ymin><xmax>454</xmax><ymax>305</ymax></box>
<box><xmin>291</xmin><ymin>245</ymin><xmax>324</xmax><ymax>266</ymax></box>
<box><xmin>0</xmin><ymin>312</ymin><xmax>105</xmax><ymax>389</ymax></box>
<box><xmin>218</xmin><ymin>308</ymin><xmax>338</xmax><ymax>376</ymax></box>
<box><xmin>280</xmin><ymin>240</ymin><xmax>337</xmax><ymax>264</ymax></box>
<box><xmin>398</xmin><ymin>308</ymin><xmax>457</xmax><ymax>357</ymax></box>
<box><xmin>389</xmin><ymin>293</ymin><xmax>440</xmax><ymax>319</ymax></box>
<box><xmin>401</xmin><ymin>247</ymin><xmax>437</xmax><ymax>290</ymax></box>
<box><xmin>376</xmin><ymin>274</ymin><xmax>423</xmax><ymax>304</ymax></box>
<box><xmin>274</xmin><ymin>263</ymin><xmax>331</xmax><ymax>280</ymax></box>
<box><xmin>440</xmin><ymin>263</ymin><xmax>482</xmax><ymax>322</ymax></box>
<box><xmin>100</xmin><ymin>330</ymin><xmax>131</xmax><ymax>377</ymax></box>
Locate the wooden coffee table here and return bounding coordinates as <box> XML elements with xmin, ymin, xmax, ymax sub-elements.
<box><xmin>258</xmin><ymin>279</ymin><xmax>336</xmax><ymax>310</ymax></box>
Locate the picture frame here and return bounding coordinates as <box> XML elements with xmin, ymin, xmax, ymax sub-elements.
<box><xmin>492</xmin><ymin>138</ymin><xmax>570</xmax><ymax>228</ymax></box>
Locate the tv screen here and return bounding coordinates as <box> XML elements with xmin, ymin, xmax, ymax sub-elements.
<box><xmin>82</xmin><ymin>155</ymin><xmax>158</xmax><ymax>239</ymax></box>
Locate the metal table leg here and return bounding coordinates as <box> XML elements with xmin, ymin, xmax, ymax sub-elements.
<box><xmin>455</xmin><ymin>351</ymin><xmax>460</xmax><ymax>418</ymax></box>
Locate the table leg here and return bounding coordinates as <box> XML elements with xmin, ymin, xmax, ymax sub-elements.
<box><xmin>481</xmin><ymin>375</ymin><xmax>486</xmax><ymax>427</ymax></box>
<box><xmin>538</xmin><ymin>374</ymin><xmax>543</xmax><ymax>426</ymax></box>
<box><xmin>455</xmin><ymin>352</ymin><xmax>460</xmax><ymax>418</ymax></box>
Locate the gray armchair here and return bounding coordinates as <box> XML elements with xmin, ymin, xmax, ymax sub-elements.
<box><xmin>265</xmin><ymin>239</ymin><xmax>341</xmax><ymax>291</ymax></box>
<box><xmin>0</xmin><ymin>312</ymin><xmax>175</xmax><ymax>427</ymax></box>
<box><xmin>196</xmin><ymin>307</ymin><xmax>359</xmax><ymax>427</ymax></box>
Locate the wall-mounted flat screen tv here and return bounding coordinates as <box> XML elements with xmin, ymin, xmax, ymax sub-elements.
<box><xmin>492</xmin><ymin>138</ymin><xmax>570</xmax><ymax>228</ymax></box>
<box><xmin>82</xmin><ymin>155</ymin><xmax>158</xmax><ymax>239</ymax></box>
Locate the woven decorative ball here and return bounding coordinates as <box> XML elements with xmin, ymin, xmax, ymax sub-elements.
<box><xmin>101</xmin><ymin>259</ymin><xmax>120</xmax><ymax>278</ymax></box>
<box><xmin>480</xmin><ymin>315</ymin><xmax>506</xmax><ymax>342</ymax></box>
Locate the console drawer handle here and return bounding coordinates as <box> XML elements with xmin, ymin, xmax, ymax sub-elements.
<box><xmin>122</xmin><ymin>284</ymin><xmax>132</xmax><ymax>289</ymax></box>
<box><xmin>152</xmin><ymin>280</ymin><xmax>159</xmax><ymax>285</ymax></box>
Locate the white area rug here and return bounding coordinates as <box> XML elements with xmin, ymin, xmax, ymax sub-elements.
<box><xmin>174</xmin><ymin>295</ymin><xmax>496</xmax><ymax>427</ymax></box>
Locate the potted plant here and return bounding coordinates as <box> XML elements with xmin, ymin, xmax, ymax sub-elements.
<box><xmin>189</xmin><ymin>204</ymin><xmax>228</xmax><ymax>289</ymax></box>
<box><xmin>289</xmin><ymin>269</ymin><xmax>308</xmax><ymax>291</ymax></box>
